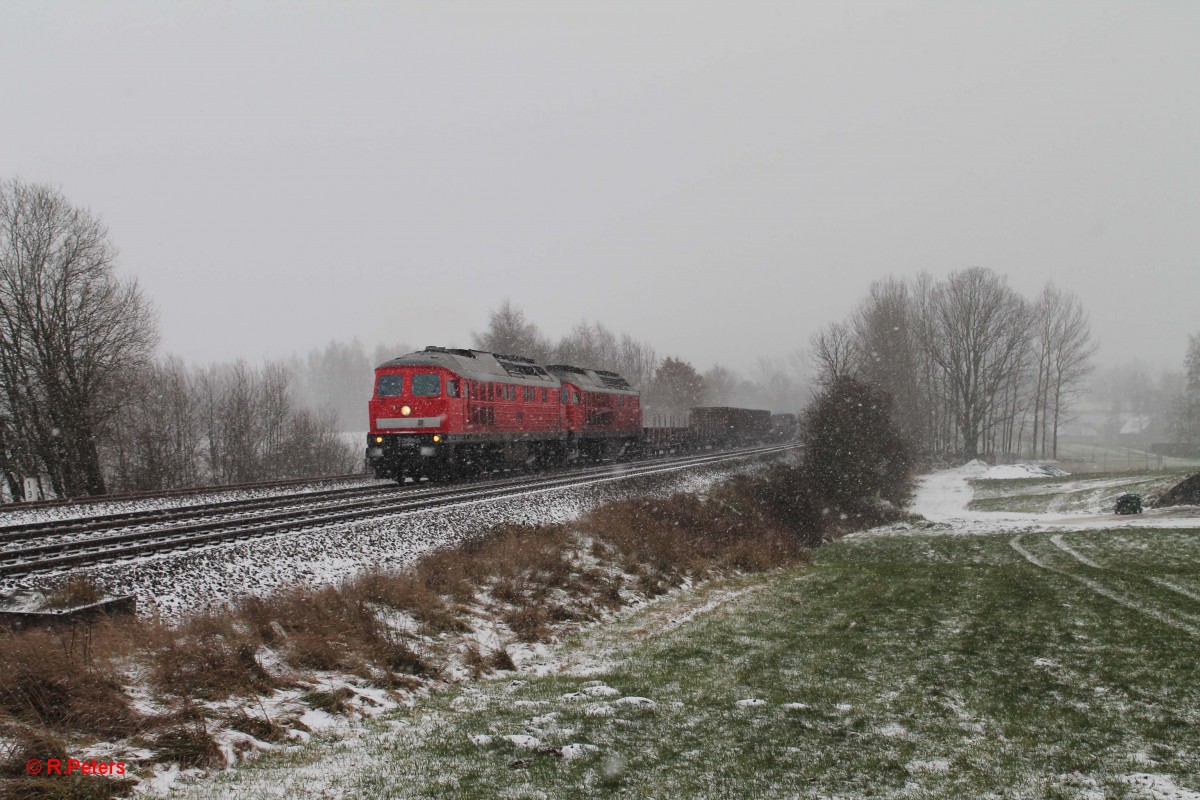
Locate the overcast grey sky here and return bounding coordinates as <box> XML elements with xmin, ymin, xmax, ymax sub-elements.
<box><xmin>2</xmin><ymin>1</ymin><xmax>1197</xmax><ymax>374</ymax></box>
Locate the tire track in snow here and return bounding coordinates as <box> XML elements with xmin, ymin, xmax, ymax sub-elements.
<box><xmin>1010</xmin><ymin>534</ymin><xmax>1200</xmax><ymax>637</ymax></box>
<box><xmin>1149</xmin><ymin>578</ymin><xmax>1200</xmax><ymax>604</ymax></box>
<box><xmin>1049</xmin><ymin>533</ymin><xmax>1200</xmax><ymax>609</ymax></box>
<box><xmin>1049</xmin><ymin>534</ymin><xmax>1103</xmax><ymax>568</ymax></box>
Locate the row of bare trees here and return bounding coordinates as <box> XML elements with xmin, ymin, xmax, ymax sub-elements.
<box><xmin>289</xmin><ymin>338</ymin><xmax>411</xmax><ymax>432</ymax></box>
<box><xmin>105</xmin><ymin>359</ymin><xmax>359</xmax><ymax>493</ymax></box>
<box><xmin>811</xmin><ymin>268</ymin><xmax>1095</xmax><ymax>460</ymax></box>
<box><xmin>0</xmin><ymin>179</ymin><xmax>357</xmax><ymax>499</ymax></box>
<box><xmin>472</xmin><ymin>300</ymin><xmax>808</xmax><ymax>423</ymax></box>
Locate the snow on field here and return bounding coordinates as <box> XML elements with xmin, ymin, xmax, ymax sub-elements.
<box><xmin>1124</xmin><ymin>773</ymin><xmax>1200</xmax><ymax>800</ymax></box>
<box><xmin>888</xmin><ymin>462</ymin><xmax>1200</xmax><ymax>536</ymax></box>
<box><xmin>129</xmin><ymin>461</ymin><xmax>1200</xmax><ymax>800</ymax></box>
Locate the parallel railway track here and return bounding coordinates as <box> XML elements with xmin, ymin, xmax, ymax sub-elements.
<box><xmin>0</xmin><ymin>444</ymin><xmax>796</xmax><ymax>578</ymax></box>
<box><xmin>0</xmin><ymin>472</ymin><xmax>368</xmax><ymax>514</ymax></box>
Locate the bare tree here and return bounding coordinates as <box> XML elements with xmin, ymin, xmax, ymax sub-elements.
<box><xmin>293</xmin><ymin>338</ymin><xmax>378</xmax><ymax>431</ymax></box>
<box><xmin>104</xmin><ymin>357</ymin><xmax>203</xmax><ymax>491</ymax></box>
<box><xmin>372</xmin><ymin>340</ymin><xmax>411</xmax><ymax>367</ymax></box>
<box><xmin>651</xmin><ymin>357</ymin><xmax>705</xmax><ymax>424</ymax></box>
<box><xmin>614</xmin><ymin>333</ymin><xmax>658</xmax><ymax>393</ymax></box>
<box><xmin>0</xmin><ymin>179</ymin><xmax>158</xmax><ymax>497</ymax></box>
<box><xmin>1035</xmin><ymin>284</ymin><xmax>1095</xmax><ymax>458</ymax></box>
<box><xmin>553</xmin><ymin>320</ymin><xmax>618</xmax><ymax>368</ymax></box>
<box><xmin>473</xmin><ymin>299</ymin><xmax>551</xmax><ymax>361</ymax></box>
<box><xmin>909</xmin><ymin>272</ymin><xmax>954</xmax><ymax>454</ymax></box>
<box><xmin>1171</xmin><ymin>333</ymin><xmax>1200</xmax><ymax>444</ymax></box>
<box><xmin>703</xmin><ymin>364</ymin><xmax>739</xmax><ymax>406</ymax></box>
<box><xmin>809</xmin><ymin>321</ymin><xmax>859</xmax><ymax>387</ymax></box>
<box><xmin>195</xmin><ymin>359</ymin><xmax>358</xmax><ymax>484</ymax></box>
<box><xmin>850</xmin><ymin>278</ymin><xmax>922</xmax><ymax>444</ymax></box>
<box><xmin>928</xmin><ymin>267</ymin><xmax>1029</xmax><ymax>459</ymax></box>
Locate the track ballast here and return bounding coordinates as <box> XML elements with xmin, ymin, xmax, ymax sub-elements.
<box><xmin>0</xmin><ymin>444</ymin><xmax>797</xmax><ymax>578</ymax></box>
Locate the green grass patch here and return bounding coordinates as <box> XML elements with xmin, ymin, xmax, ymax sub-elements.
<box><xmin>174</xmin><ymin>528</ymin><xmax>1200</xmax><ymax>799</ymax></box>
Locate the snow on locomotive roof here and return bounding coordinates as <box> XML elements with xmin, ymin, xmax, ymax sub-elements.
<box><xmin>545</xmin><ymin>364</ymin><xmax>637</xmax><ymax>394</ymax></box>
<box><xmin>378</xmin><ymin>346</ymin><xmax>561</xmax><ymax>387</ymax></box>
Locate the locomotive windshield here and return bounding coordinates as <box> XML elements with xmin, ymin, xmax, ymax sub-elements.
<box><xmin>376</xmin><ymin>375</ymin><xmax>403</xmax><ymax>397</ymax></box>
<box><xmin>411</xmin><ymin>373</ymin><xmax>441</xmax><ymax>396</ymax></box>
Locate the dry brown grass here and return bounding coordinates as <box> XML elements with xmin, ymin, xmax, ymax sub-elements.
<box><xmin>0</xmin><ymin>628</ymin><xmax>139</xmax><ymax>738</ymax></box>
<box><xmin>148</xmin><ymin>616</ymin><xmax>276</xmax><ymax>701</ymax></box>
<box><xmin>43</xmin><ymin>578</ymin><xmax>102</xmax><ymax>610</ymax></box>
<box><xmin>489</xmin><ymin>646</ymin><xmax>516</xmax><ymax>671</ymax></box>
<box><xmin>224</xmin><ymin>706</ymin><xmax>288</xmax><ymax>743</ymax></box>
<box><xmin>0</xmin><ymin>463</ymin><xmax>840</xmax><ymax>784</ymax></box>
<box><xmin>500</xmin><ymin>605</ymin><xmax>551</xmax><ymax>642</ymax></box>
<box><xmin>299</xmin><ymin>687</ymin><xmax>355</xmax><ymax>715</ymax></box>
<box><xmin>0</xmin><ymin>724</ymin><xmax>66</xmax><ymax>778</ymax></box>
<box><xmin>0</xmin><ymin>724</ymin><xmax>137</xmax><ymax>799</ymax></box>
<box><xmin>0</xmin><ymin>776</ymin><xmax>137</xmax><ymax>799</ymax></box>
<box><xmin>149</xmin><ymin>717</ymin><xmax>223</xmax><ymax>769</ymax></box>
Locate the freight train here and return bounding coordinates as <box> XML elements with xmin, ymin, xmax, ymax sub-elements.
<box><xmin>365</xmin><ymin>346</ymin><xmax>776</xmax><ymax>482</ymax></box>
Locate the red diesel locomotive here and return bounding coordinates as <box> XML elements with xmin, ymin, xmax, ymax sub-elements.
<box><xmin>366</xmin><ymin>347</ymin><xmax>641</xmax><ymax>481</ymax></box>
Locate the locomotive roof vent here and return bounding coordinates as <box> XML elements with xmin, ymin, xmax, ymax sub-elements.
<box><xmin>424</xmin><ymin>346</ymin><xmax>477</xmax><ymax>359</ymax></box>
<box><xmin>493</xmin><ymin>353</ymin><xmax>537</xmax><ymax>364</ymax></box>
<box><xmin>546</xmin><ymin>364</ymin><xmax>587</xmax><ymax>375</ymax></box>
<box><xmin>597</xmin><ymin>374</ymin><xmax>632</xmax><ymax>389</ymax></box>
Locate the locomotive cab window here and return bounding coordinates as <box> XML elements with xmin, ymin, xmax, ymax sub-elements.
<box><xmin>376</xmin><ymin>375</ymin><xmax>403</xmax><ymax>397</ymax></box>
<box><xmin>411</xmin><ymin>374</ymin><xmax>440</xmax><ymax>396</ymax></box>
<box><xmin>447</xmin><ymin>380</ymin><xmax>459</xmax><ymax>398</ymax></box>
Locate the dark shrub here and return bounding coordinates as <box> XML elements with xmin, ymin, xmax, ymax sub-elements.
<box><xmin>800</xmin><ymin>376</ymin><xmax>916</xmax><ymax>513</ymax></box>
<box><xmin>1115</xmin><ymin>493</ymin><xmax>1143</xmax><ymax>515</ymax></box>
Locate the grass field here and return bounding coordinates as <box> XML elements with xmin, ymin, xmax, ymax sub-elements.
<box><xmin>174</xmin><ymin>516</ymin><xmax>1200</xmax><ymax>799</ymax></box>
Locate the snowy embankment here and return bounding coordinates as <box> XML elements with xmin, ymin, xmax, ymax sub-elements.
<box><xmin>3</xmin><ymin>461</ymin><xmax>759</xmax><ymax>620</ymax></box>
<box><xmin>887</xmin><ymin>460</ymin><xmax>1200</xmax><ymax>536</ymax></box>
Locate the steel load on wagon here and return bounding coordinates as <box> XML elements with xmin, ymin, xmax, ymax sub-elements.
<box><xmin>688</xmin><ymin>407</ymin><xmax>772</xmax><ymax>448</ymax></box>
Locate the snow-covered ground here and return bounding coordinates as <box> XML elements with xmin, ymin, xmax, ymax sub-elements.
<box><xmin>882</xmin><ymin>461</ymin><xmax>1200</xmax><ymax>536</ymax></box>
<box><xmin>124</xmin><ymin>462</ymin><xmax>1200</xmax><ymax>799</ymax></box>
<box><xmin>2</xmin><ymin>460</ymin><xmax>763</xmax><ymax>620</ymax></box>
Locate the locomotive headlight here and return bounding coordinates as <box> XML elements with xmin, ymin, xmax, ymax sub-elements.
<box><xmin>432</xmin><ymin>435</ymin><xmax>441</xmax><ymax>443</ymax></box>
<box><xmin>374</xmin><ymin>436</ymin><xmax>383</xmax><ymax>444</ymax></box>
<box><xmin>401</xmin><ymin>405</ymin><xmax>411</xmax><ymax>416</ymax></box>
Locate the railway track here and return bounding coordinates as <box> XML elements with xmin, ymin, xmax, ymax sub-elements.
<box><xmin>0</xmin><ymin>444</ymin><xmax>796</xmax><ymax>578</ymax></box>
<box><xmin>0</xmin><ymin>472</ymin><xmax>368</xmax><ymax>514</ymax></box>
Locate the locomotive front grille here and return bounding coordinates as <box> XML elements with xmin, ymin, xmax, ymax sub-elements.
<box><xmin>377</xmin><ymin>416</ymin><xmax>444</xmax><ymax>429</ymax></box>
